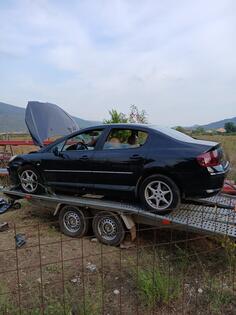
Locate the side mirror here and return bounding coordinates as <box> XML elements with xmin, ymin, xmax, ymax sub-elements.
<box><xmin>52</xmin><ymin>147</ymin><xmax>59</xmax><ymax>156</ymax></box>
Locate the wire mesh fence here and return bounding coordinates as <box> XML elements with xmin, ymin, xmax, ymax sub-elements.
<box><xmin>0</xmin><ymin>201</ymin><xmax>235</xmax><ymax>315</ymax></box>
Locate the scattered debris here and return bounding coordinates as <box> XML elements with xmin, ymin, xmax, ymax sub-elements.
<box><xmin>36</xmin><ymin>278</ymin><xmax>50</xmax><ymax>285</ymax></box>
<box><xmin>90</xmin><ymin>237</ymin><xmax>98</xmax><ymax>243</ymax></box>
<box><xmin>86</xmin><ymin>262</ymin><xmax>97</xmax><ymax>272</ymax></box>
<box><xmin>120</xmin><ymin>241</ymin><xmax>136</xmax><ymax>249</ymax></box>
<box><xmin>198</xmin><ymin>288</ymin><xmax>203</xmax><ymax>294</ymax></box>
<box><xmin>0</xmin><ymin>198</ymin><xmax>21</xmax><ymax>213</ymax></box>
<box><xmin>15</xmin><ymin>234</ymin><xmax>26</xmax><ymax>248</ymax></box>
<box><xmin>70</xmin><ymin>275</ymin><xmax>80</xmax><ymax>284</ymax></box>
<box><xmin>222</xmin><ymin>179</ymin><xmax>236</xmax><ymax>195</ymax></box>
<box><xmin>0</xmin><ymin>167</ymin><xmax>9</xmax><ymax>176</ymax></box>
<box><xmin>0</xmin><ymin>198</ymin><xmax>12</xmax><ymax>214</ymax></box>
<box><xmin>12</xmin><ymin>202</ymin><xmax>21</xmax><ymax>210</ymax></box>
<box><xmin>113</xmin><ymin>289</ymin><xmax>120</xmax><ymax>295</ymax></box>
<box><xmin>0</xmin><ymin>222</ymin><xmax>9</xmax><ymax>232</ymax></box>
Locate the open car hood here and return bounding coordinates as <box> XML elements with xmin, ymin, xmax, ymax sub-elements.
<box><xmin>25</xmin><ymin>101</ymin><xmax>79</xmax><ymax>147</ymax></box>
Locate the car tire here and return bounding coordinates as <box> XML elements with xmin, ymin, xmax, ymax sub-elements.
<box><xmin>18</xmin><ymin>165</ymin><xmax>43</xmax><ymax>194</ymax></box>
<box><xmin>12</xmin><ymin>202</ymin><xmax>21</xmax><ymax>210</ymax></box>
<box><xmin>140</xmin><ymin>174</ymin><xmax>180</xmax><ymax>214</ymax></box>
<box><xmin>59</xmin><ymin>206</ymin><xmax>90</xmax><ymax>238</ymax></box>
<box><xmin>92</xmin><ymin>212</ymin><xmax>125</xmax><ymax>246</ymax></box>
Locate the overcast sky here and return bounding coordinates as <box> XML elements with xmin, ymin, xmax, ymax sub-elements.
<box><xmin>0</xmin><ymin>0</ymin><xmax>235</xmax><ymax>126</ymax></box>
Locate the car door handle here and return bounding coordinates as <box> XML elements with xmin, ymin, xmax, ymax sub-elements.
<box><xmin>130</xmin><ymin>154</ymin><xmax>143</xmax><ymax>160</ymax></box>
<box><xmin>80</xmin><ymin>155</ymin><xmax>89</xmax><ymax>161</ymax></box>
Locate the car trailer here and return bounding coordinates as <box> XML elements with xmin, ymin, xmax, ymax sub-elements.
<box><xmin>2</xmin><ymin>187</ymin><xmax>236</xmax><ymax>246</ymax></box>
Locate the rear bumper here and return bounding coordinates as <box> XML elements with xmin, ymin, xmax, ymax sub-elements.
<box><xmin>178</xmin><ymin>162</ymin><xmax>230</xmax><ymax>198</ymax></box>
<box><xmin>191</xmin><ymin>188</ymin><xmax>221</xmax><ymax>198</ymax></box>
<box><xmin>184</xmin><ymin>176</ymin><xmax>225</xmax><ymax>198</ymax></box>
<box><xmin>206</xmin><ymin>161</ymin><xmax>230</xmax><ymax>176</ymax></box>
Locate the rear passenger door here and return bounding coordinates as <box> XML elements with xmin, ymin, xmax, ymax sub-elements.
<box><xmin>91</xmin><ymin>127</ymin><xmax>149</xmax><ymax>191</ymax></box>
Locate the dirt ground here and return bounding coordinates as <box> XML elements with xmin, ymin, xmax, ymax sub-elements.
<box><xmin>0</xmin><ymin>196</ymin><xmax>235</xmax><ymax>315</ymax></box>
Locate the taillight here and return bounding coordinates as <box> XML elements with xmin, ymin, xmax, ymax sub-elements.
<box><xmin>197</xmin><ymin>149</ymin><xmax>220</xmax><ymax>167</ymax></box>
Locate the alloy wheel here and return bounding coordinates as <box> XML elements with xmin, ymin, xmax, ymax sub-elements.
<box><xmin>20</xmin><ymin>170</ymin><xmax>38</xmax><ymax>193</ymax></box>
<box><xmin>144</xmin><ymin>180</ymin><xmax>173</xmax><ymax>210</ymax></box>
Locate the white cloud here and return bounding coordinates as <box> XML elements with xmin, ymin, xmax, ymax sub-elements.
<box><xmin>0</xmin><ymin>0</ymin><xmax>235</xmax><ymax>125</ymax></box>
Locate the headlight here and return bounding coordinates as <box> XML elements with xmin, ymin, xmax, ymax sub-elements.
<box><xmin>9</xmin><ymin>155</ymin><xmax>18</xmax><ymax>162</ymax></box>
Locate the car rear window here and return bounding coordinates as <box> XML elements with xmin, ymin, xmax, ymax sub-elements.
<box><xmin>151</xmin><ymin>125</ymin><xmax>197</xmax><ymax>143</ymax></box>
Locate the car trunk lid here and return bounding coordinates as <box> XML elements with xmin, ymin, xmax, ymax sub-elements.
<box><xmin>196</xmin><ymin>142</ymin><xmax>228</xmax><ymax>168</ymax></box>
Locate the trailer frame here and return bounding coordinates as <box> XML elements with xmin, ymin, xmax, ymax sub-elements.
<box><xmin>2</xmin><ymin>187</ymin><xmax>236</xmax><ymax>245</ymax></box>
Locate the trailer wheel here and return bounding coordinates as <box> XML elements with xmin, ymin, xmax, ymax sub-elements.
<box><xmin>59</xmin><ymin>206</ymin><xmax>89</xmax><ymax>238</ymax></box>
<box><xmin>92</xmin><ymin>212</ymin><xmax>125</xmax><ymax>246</ymax></box>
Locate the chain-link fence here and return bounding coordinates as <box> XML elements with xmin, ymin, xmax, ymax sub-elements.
<box><xmin>0</xmin><ymin>198</ymin><xmax>235</xmax><ymax>315</ymax></box>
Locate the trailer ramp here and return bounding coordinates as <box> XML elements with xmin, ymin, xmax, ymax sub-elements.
<box><xmin>2</xmin><ymin>188</ymin><xmax>236</xmax><ymax>239</ymax></box>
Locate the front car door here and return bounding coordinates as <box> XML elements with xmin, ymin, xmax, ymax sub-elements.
<box><xmin>40</xmin><ymin>128</ymin><xmax>104</xmax><ymax>191</ymax></box>
<box><xmin>91</xmin><ymin>126</ymin><xmax>149</xmax><ymax>192</ymax></box>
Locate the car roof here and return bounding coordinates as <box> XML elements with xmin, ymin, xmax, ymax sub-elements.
<box><xmin>41</xmin><ymin>122</ymin><xmax>217</xmax><ymax>152</ymax></box>
<box><xmin>83</xmin><ymin>123</ymin><xmax>155</xmax><ymax>130</ymax></box>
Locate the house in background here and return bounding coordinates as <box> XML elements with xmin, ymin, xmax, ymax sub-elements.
<box><xmin>216</xmin><ymin>128</ymin><xmax>226</xmax><ymax>133</ymax></box>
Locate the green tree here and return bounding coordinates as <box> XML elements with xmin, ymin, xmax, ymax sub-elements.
<box><xmin>104</xmin><ymin>105</ymin><xmax>148</xmax><ymax>124</ymax></box>
<box><xmin>103</xmin><ymin>109</ymin><xmax>128</xmax><ymax>124</ymax></box>
<box><xmin>129</xmin><ymin>105</ymin><xmax>148</xmax><ymax>124</ymax></box>
<box><xmin>193</xmin><ymin>126</ymin><xmax>205</xmax><ymax>135</ymax></box>
<box><xmin>224</xmin><ymin>122</ymin><xmax>236</xmax><ymax>133</ymax></box>
<box><xmin>175</xmin><ymin>126</ymin><xmax>187</xmax><ymax>134</ymax></box>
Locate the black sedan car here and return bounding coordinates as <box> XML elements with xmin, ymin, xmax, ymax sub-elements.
<box><xmin>8</xmin><ymin>124</ymin><xmax>229</xmax><ymax>213</ymax></box>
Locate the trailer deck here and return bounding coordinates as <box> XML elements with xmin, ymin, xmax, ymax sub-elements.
<box><xmin>2</xmin><ymin>187</ymin><xmax>236</xmax><ymax>240</ymax></box>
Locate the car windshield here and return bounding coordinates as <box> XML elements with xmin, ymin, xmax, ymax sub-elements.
<box><xmin>151</xmin><ymin>125</ymin><xmax>196</xmax><ymax>143</ymax></box>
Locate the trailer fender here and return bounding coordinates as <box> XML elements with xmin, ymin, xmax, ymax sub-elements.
<box><xmin>120</xmin><ymin>214</ymin><xmax>136</xmax><ymax>241</ymax></box>
<box><xmin>53</xmin><ymin>203</ymin><xmax>63</xmax><ymax>216</ymax></box>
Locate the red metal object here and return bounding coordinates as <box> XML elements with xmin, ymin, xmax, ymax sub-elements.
<box><xmin>0</xmin><ymin>153</ymin><xmax>11</xmax><ymax>161</ymax></box>
<box><xmin>162</xmin><ymin>219</ymin><xmax>171</xmax><ymax>225</ymax></box>
<box><xmin>0</xmin><ymin>168</ymin><xmax>8</xmax><ymax>176</ymax></box>
<box><xmin>222</xmin><ymin>179</ymin><xmax>236</xmax><ymax>195</ymax></box>
<box><xmin>25</xmin><ymin>194</ymin><xmax>32</xmax><ymax>200</ymax></box>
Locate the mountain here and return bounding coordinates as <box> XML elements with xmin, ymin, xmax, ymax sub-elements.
<box><xmin>187</xmin><ymin>116</ymin><xmax>236</xmax><ymax>130</ymax></box>
<box><xmin>1</xmin><ymin>101</ymin><xmax>235</xmax><ymax>132</ymax></box>
<box><xmin>0</xmin><ymin>101</ymin><xmax>100</xmax><ymax>132</ymax></box>
<box><xmin>0</xmin><ymin>102</ymin><xmax>26</xmax><ymax>132</ymax></box>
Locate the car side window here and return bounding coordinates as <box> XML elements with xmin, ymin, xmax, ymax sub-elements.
<box><xmin>61</xmin><ymin>129</ymin><xmax>103</xmax><ymax>151</ymax></box>
<box><xmin>103</xmin><ymin>129</ymin><xmax>148</xmax><ymax>150</ymax></box>
<box><xmin>52</xmin><ymin>140</ymin><xmax>66</xmax><ymax>152</ymax></box>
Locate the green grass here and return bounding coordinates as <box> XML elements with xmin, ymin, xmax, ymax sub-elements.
<box><xmin>0</xmin><ymin>283</ymin><xmax>102</xmax><ymax>315</ymax></box>
<box><xmin>134</xmin><ymin>266</ymin><xmax>181</xmax><ymax>307</ymax></box>
<box><xmin>0</xmin><ymin>287</ymin><xmax>16</xmax><ymax>315</ymax></box>
<box><xmin>131</xmin><ymin>264</ymin><xmax>180</xmax><ymax>308</ymax></box>
<box><xmin>200</xmin><ymin>280</ymin><xmax>236</xmax><ymax>315</ymax></box>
